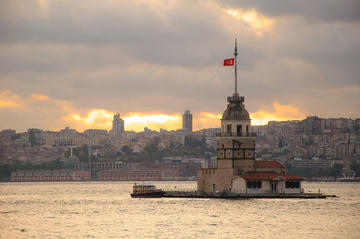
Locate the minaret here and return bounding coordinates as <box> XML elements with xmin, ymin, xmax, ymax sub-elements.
<box><xmin>216</xmin><ymin>39</ymin><xmax>256</xmax><ymax>173</ymax></box>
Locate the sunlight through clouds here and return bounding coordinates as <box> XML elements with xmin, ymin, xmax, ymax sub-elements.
<box><xmin>31</xmin><ymin>94</ymin><xmax>50</xmax><ymax>101</ymax></box>
<box><xmin>1</xmin><ymin>90</ymin><xmax>307</xmax><ymax>131</ymax></box>
<box><xmin>66</xmin><ymin>110</ymin><xmax>181</xmax><ymax>132</ymax></box>
<box><xmin>0</xmin><ymin>90</ymin><xmax>21</xmax><ymax>108</ymax></box>
<box><xmin>251</xmin><ymin>101</ymin><xmax>305</xmax><ymax>125</ymax></box>
<box><xmin>226</xmin><ymin>8</ymin><xmax>275</xmax><ymax>34</ymax></box>
<box><xmin>66</xmin><ymin>102</ymin><xmax>306</xmax><ymax>131</ymax></box>
<box><xmin>123</xmin><ymin>113</ymin><xmax>180</xmax><ymax>132</ymax></box>
<box><xmin>0</xmin><ymin>100</ymin><xmax>19</xmax><ymax>108</ymax></box>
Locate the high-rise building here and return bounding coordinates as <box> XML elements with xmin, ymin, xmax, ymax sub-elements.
<box><xmin>112</xmin><ymin>113</ymin><xmax>125</xmax><ymax>136</ymax></box>
<box><xmin>182</xmin><ymin>110</ymin><xmax>193</xmax><ymax>132</ymax></box>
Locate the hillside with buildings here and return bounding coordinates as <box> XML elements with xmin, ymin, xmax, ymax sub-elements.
<box><xmin>253</xmin><ymin>117</ymin><xmax>360</xmax><ymax>179</ymax></box>
<box><xmin>1</xmin><ymin>114</ymin><xmax>359</xmax><ymax>181</ymax></box>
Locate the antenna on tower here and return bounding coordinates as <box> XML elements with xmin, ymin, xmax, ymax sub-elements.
<box><xmin>234</xmin><ymin>38</ymin><xmax>238</xmax><ymax>95</ymax></box>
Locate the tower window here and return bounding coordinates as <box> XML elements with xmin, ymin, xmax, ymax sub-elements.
<box><xmin>237</xmin><ymin>125</ymin><xmax>242</xmax><ymax>136</ymax></box>
<box><xmin>227</xmin><ymin>125</ymin><xmax>232</xmax><ymax>134</ymax></box>
<box><xmin>246</xmin><ymin>125</ymin><xmax>249</xmax><ymax>135</ymax></box>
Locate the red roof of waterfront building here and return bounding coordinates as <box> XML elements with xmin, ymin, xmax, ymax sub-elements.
<box><xmin>239</xmin><ymin>171</ymin><xmax>303</xmax><ymax>180</ymax></box>
<box><xmin>255</xmin><ymin>160</ymin><xmax>286</xmax><ymax>169</ymax></box>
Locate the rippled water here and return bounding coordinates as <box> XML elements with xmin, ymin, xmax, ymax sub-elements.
<box><xmin>0</xmin><ymin>181</ymin><xmax>359</xmax><ymax>238</ymax></box>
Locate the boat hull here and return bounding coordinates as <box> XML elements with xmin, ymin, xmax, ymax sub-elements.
<box><xmin>131</xmin><ymin>191</ymin><xmax>164</xmax><ymax>198</ymax></box>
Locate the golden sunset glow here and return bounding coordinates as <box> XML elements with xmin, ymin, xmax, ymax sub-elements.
<box><xmin>0</xmin><ymin>90</ymin><xmax>20</xmax><ymax>108</ymax></box>
<box><xmin>63</xmin><ymin>101</ymin><xmax>305</xmax><ymax>132</ymax></box>
<box><xmin>0</xmin><ymin>100</ymin><xmax>19</xmax><ymax>108</ymax></box>
<box><xmin>64</xmin><ymin>109</ymin><xmax>114</xmax><ymax>130</ymax></box>
<box><xmin>72</xmin><ymin>110</ymin><xmax>113</xmax><ymax>124</ymax></box>
<box><xmin>250</xmin><ymin>101</ymin><xmax>305</xmax><ymax>125</ymax></box>
<box><xmin>31</xmin><ymin>94</ymin><xmax>50</xmax><ymax>101</ymax></box>
<box><xmin>194</xmin><ymin>112</ymin><xmax>222</xmax><ymax>130</ymax></box>
<box><xmin>2</xmin><ymin>90</ymin><xmax>306</xmax><ymax>131</ymax></box>
<box><xmin>226</xmin><ymin>8</ymin><xmax>274</xmax><ymax>34</ymax></box>
<box><xmin>123</xmin><ymin>113</ymin><xmax>180</xmax><ymax>131</ymax></box>
<box><xmin>199</xmin><ymin>112</ymin><xmax>222</xmax><ymax>120</ymax></box>
<box><xmin>65</xmin><ymin>110</ymin><xmax>182</xmax><ymax>132</ymax></box>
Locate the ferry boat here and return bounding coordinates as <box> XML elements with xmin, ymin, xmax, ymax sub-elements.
<box><xmin>131</xmin><ymin>183</ymin><xmax>164</xmax><ymax>198</ymax></box>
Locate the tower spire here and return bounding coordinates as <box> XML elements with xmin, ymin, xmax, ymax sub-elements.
<box><xmin>234</xmin><ymin>38</ymin><xmax>238</xmax><ymax>95</ymax></box>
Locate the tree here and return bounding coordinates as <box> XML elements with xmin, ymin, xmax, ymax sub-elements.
<box><xmin>329</xmin><ymin>163</ymin><xmax>343</xmax><ymax>177</ymax></box>
<box><xmin>350</xmin><ymin>161</ymin><xmax>360</xmax><ymax>176</ymax></box>
<box><xmin>64</xmin><ymin>148</ymin><xmax>71</xmax><ymax>158</ymax></box>
<box><xmin>0</xmin><ymin>164</ymin><xmax>11</xmax><ymax>179</ymax></box>
<box><xmin>78</xmin><ymin>145</ymin><xmax>89</xmax><ymax>162</ymax></box>
<box><xmin>47</xmin><ymin>158</ymin><xmax>63</xmax><ymax>170</ymax></box>
<box><xmin>122</xmin><ymin>145</ymin><xmax>132</xmax><ymax>155</ymax></box>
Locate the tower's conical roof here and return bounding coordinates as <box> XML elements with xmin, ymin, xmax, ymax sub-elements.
<box><xmin>222</xmin><ymin>93</ymin><xmax>250</xmax><ymax>120</ymax></box>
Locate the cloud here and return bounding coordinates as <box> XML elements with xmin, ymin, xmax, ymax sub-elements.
<box><xmin>0</xmin><ymin>0</ymin><xmax>233</xmax><ymax>68</ymax></box>
<box><xmin>31</xmin><ymin>94</ymin><xmax>49</xmax><ymax>101</ymax></box>
<box><xmin>226</xmin><ymin>8</ymin><xmax>275</xmax><ymax>35</ymax></box>
<box><xmin>63</xmin><ymin>109</ymin><xmax>114</xmax><ymax>130</ymax></box>
<box><xmin>123</xmin><ymin>113</ymin><xmax>181</xmax><ymax>131</ymax></box>
<box><xmin>0</xmin><ymin>1</ymin><xmax>359</xmax><ymax>132</ymax></box>
<box><xmin>217</xmin><ymin>0</ymin><xmax>360</xmax><ymax>22</ymax></box>
<box><xmin>0</xmin><ymin>100</ymin><xmax>19</xmax><ymax>108</ymax></box>
<box><xmin>64</xmin><ymin>110</ymin><xmax>182</xmax><ymax>132</ymax></box>
<box><xmin>250</xmin><ymin>101</ymin><xmax>305</xmax><ymax>125</ymax></box>
<box><xmin>0</xmin><ymin>90</ymin><xmax>75</xmax><ymax>131</ymax></box>
<box><xmin>0</xmin><ymin>90</ymin><xmax>21</xmax><ymax>108</ymax></box>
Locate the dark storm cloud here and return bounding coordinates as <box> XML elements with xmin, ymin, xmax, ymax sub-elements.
<box><xmin>0</xmin><ymin>0</ymin><xmax>242</xmax><ymax>68</ymax></box>
<box><xmin>218</xmin><ymin>0</ymin><xmax>360</xmax><ymax>22</ymax></box>
<box><xmin>0</xmin><ymin>0</ymin><xmax>359</xmax><ymax>131</ymax></box>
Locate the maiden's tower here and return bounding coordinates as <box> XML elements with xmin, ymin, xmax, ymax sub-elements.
<box><xmin>197</xmin><ymin>40</ymin><xmax>303</xmax><ymax>194</ymax></box>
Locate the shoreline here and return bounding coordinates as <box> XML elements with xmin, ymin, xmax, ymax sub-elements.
<box><xmin>1</xmin><ymin>179</ymin><xmax>360</xmax><ymax>183</ymax></box>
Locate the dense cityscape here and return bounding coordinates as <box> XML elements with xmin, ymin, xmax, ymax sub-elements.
<box><xmin>1</xmin><ymin>111</ymin><xmax>359</xmax><ymax>182</ymax></box>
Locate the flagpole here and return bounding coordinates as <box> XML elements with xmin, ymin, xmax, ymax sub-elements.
<box><xmin>234</xmin><ymin>38</ymin><xmax>238</xmax><ymax>95</ymax></box>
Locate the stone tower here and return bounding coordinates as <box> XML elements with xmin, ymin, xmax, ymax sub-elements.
<box><xmin>216</xmin><ymin>93</ymin><xmax>256</xmax><ymax>172</ymax></box>
<box><xmin>197</xmin><ymin>39</ymin><xmax>256</xmax><ymax>193</ymax></box>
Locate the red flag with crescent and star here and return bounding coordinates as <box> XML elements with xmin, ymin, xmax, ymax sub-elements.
<box><xmin>223</xmin><ymin>58</ymin><xmax>234</xmax><ymax>66</ymax></box>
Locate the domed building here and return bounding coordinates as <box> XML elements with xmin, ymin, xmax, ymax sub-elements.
<box><xmin>197</xmin><ymin>41</ymin><xmax>303</xmax><ymax>194</ymax></box>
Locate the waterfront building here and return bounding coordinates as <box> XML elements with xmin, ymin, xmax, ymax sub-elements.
<box><xmin>97</xmin><ymin>169</ymin><xmax>178</xmax><ymax>181</ymax></box>
<box><xmin>197</xmin><ymin>40</ymin><xmax>303</xmax><ymax>194</ymax></box>
<box><xmin>11</xmin><ymin>169</ymin><xmax>91</xmax><ymax>182</ymax></box>
<box><xmin>182</xmin><ymin>110</ymin><xmax>193</xmax><ymax>132</ymax></box>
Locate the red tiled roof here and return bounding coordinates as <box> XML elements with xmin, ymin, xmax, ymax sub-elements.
<box><xmin>255</xmin><ymin>160</ymin><xmax>286</xmax><ymax>168</ymax></box>
<box><xmin>239</xmin><ymin>171</ymin><xmax>303</xmax><ymax>180</ymax></box>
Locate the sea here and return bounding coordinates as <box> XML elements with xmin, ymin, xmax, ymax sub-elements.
<box><xmin>0</xmin><ymin>181</ymin><xmax>359</xmax><ymax>239</ymax></box>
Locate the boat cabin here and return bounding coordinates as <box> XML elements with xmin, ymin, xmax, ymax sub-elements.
<box><xmin>132</xmin><ymin>184</ymin><xmax>158</xmax><ymax>194</ymax></box>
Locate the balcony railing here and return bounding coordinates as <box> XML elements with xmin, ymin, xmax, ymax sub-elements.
<box><xmin>216</xmin><ymin>132</ymin><xmax>257</xmax><ymax>137</ymax></box>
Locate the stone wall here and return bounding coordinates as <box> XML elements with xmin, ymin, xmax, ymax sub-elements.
<box><xmin>197</xmin><ymin>168</ymin><xmax>234</xmax><ymax>193</ymax></box>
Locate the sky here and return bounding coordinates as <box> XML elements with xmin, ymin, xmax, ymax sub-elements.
<box><xmin>0</xmin><ymin>0</ymin><xmax>359</xmax><ymax>132</ymax></box>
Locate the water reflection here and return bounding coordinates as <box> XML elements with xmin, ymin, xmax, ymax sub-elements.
<box><xmin>0</xmin><ymin>181</ymin><xmax>359</xmax><ymax>238</ymax></box>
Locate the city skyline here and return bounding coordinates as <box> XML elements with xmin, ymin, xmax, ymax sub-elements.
<box><xmin>1</xmin><ymin>112</ymin><xmax>357</xmax><ymax>133</ymax></box>
<box><xmin>1</xmin><ymin>1</ymin><xmax>359</xmax><ymax>132</ymax></box>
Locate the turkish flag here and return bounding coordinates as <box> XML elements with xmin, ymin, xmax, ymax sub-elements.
<box><xmin>223</xmin><ymin>58</ymin><xmax>235</xmax><ymax>66</ymax></box>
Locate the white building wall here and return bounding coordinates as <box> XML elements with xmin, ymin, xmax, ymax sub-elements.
<box><xmin>231</xmin><ymin>177</ymin><xmax>246</xmax><ymax>193</ymax></box>
<box><xmin>231</xmin><ymin>177</ymin><xmax>302</xmax><ymax>194</ymax></box>
<box><xmin>283</xmin><ymin>182</ymin><xmax>302</xmax><ymax>194</ymax></box>
<box><xmin>231</xmin><ymin>177</ymin><xmax>272</xmax><ymax>193</ymax></box>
